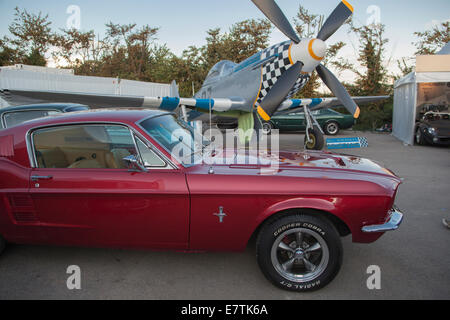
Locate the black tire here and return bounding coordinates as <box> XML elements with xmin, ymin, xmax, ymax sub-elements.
<box><xmin>256</xmin><ymin>214</ymin><xmax>343</xmax><ymax>292</ymax></box>
<box><xmin>415</xmin><ymin>127</ymin><xmax>426</xmax><ymax>145</ymax></box>
<box><xmin>262</xmin><ymin>122</ymin><xmax>273</xmax><ymax>135</ymax></box>
<box><xmin>304</xmin><ymin>126</ymin><xmax>325</xmax><ymax>150</ymax></box>
<box><xmin>324</xmin><ymin>121</ymin><xmax>340</xmax><ymax>135</ymax></box>
<box><xmin>0</xmin><ymin>235</ymin><xmax>5</xmax><ymax>256</ymax></box>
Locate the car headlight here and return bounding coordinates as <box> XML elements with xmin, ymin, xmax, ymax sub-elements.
<box><xmin>427</xmin><ymin>127</ymin><xmax>436</xmax><ymax>135</ymax></box>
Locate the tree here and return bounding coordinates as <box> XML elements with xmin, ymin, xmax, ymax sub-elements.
<box><xmin>226</xmin><ymin>19</ymin><xmax>272</xmax><ymax>63</ymax></box>
<box><xmin>103</xmin><ymin>22</ymin><xmax>159</xmax><ymax>80</ymax></box>
<box><xmin>0</xmin><ymin>39</ymin><xmax>17</xmax><ymax>66</ymax></box>
<box><xmin>1</xmin><ymin>7</ymin><xmax>55</xmax><ymax>66</ymax></box>
<box><xmin>394</xmin><ymin>57</ymin><xmax>415</xmax><ymax>81</ymax></box>
<box><xmin>53</xmin><ymin>29</ymin><xmax>107</xmax><ymax>74</ymax></box>
<box><xmin>201</xmin><ymin>19</ymin><xmax>272</xmax><ymax>69</ymax></box>
<box><xmin>414</xmin><ymin>21</ymin><xmax>450</xmax><ymax>55</ymax></box>
<box><xmin>203</xmin><ymin>28</ymin><xmax>229</xmax><ymax>68</ymax></box>
<box><xmin>173</xmin><ymin>19</ymin><xmax>272</xmax><ymax>96</ymax></box>
<box><xmin>178</xmin><ymin>46</ymin><xmax>208</xmax><ymax>97</ymax></box>
<box><xmin>334</xmin><ymin>23</ymin><xmax>390</xmax><ymax>96</ymax></box>
<box><xmin>333</xmin><ymin>22</ymin><xmax>391</xmax><ymax>130</ymax></box>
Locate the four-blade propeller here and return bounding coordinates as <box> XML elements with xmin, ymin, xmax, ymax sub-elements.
<box><xmin>251</xmin><ymin>0</ymin><xmax>360</xmax><ymax>122</ymax></box>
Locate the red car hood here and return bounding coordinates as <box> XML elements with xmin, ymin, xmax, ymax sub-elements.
<box><xmin>202</xmin><ymin>148</ymin><xmax>399</xmax><ymax>180</ymax></box>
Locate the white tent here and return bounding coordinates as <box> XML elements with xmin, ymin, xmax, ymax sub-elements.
<box><xmin>393</xmin><ymin>53</ymin><xmax>450</xmax><ymax>145</ymax></box>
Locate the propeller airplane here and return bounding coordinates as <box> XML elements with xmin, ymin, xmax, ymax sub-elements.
<box><xmin>0</xmin><ymin>0</ymin><xmax>389</xmax><ymax>149</ymax></box>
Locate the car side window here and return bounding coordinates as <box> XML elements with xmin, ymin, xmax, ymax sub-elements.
<box><xmin>32</xmin><ymin>124</ymin><xmax>140</xmax><ymax>169</ymax></box>
<box><xmin>3</xmin><ymin>110</ymin><xmax>61</xmax><ymax>128</ymax></box>
<box><xmin>135</xmin><ymin>137</ymin><xmax>166</xmax><ymax>167</ymax></box>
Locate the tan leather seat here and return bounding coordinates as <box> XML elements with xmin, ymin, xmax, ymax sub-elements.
<box><xmin>67</xmin><ymin>159</ymin><xmax>103</xmax><ymax>169</ymax></box>
<box><xmin>105</xmin><ymin>148</ymin><xmax>131</xmax><ymax>169</ymax></box>
<box><xmin>37</xmin><ymin>147</ymin><xmax>69</xmax><ymax>168</ymax></box>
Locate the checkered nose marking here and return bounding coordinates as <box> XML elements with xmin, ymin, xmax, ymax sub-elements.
<box><xmin>257</xmin><ymin>41</ymin><xmax>293</xmax><ymax>104</ymax></box>
<box><xmin>256</xmin><ymin>41</ymin><xmax>314</xmax><ymax>104</ymax></box>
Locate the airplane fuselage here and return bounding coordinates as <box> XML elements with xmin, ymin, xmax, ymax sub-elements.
<box><xmin>189</xmin><ymin>40</ymin><xmax>312</xmax><ymax>123</ymax></box>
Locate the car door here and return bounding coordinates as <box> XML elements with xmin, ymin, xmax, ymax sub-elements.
<box><xmin>28</xmin><ymin>123</ymin><xmax>189</xmax><ymax>250</ymax></box>
<box><xmin>273</xmin><ymin>113</ymin><xmax>305</xmax><ymax>131</ymax></box>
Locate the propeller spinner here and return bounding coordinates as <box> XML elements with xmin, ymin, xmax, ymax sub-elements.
<box><xmin>252</xmin><ymin>0</ymin><xmax>360</xmax><ymax>120</ymax></box>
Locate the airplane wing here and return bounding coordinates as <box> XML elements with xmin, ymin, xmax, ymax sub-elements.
<box><xmin>0</xmin><ymin>88</ymin><xmax>247</xmax><ymax>113</ymax></box>
<box><xmin>273</xmin><ymin>96</ymin><xmax>390</xmax><ymax>115</ymax></box>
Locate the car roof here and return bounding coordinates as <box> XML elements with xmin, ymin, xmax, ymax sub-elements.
<box><xmin>0</xmin><ymin>103</ymin><xmax>89</xmax><ymax>114</ymax></box>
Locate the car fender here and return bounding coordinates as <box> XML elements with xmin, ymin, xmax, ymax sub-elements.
<box><xmin>323</xmin><ymin>119</ymin><xmax>338</xmax><ymax>128</ymax></box>
<box><xmin>252</xmin><ymin>197</ymin><xmax>339</xmax><ymax>232</ymax></box>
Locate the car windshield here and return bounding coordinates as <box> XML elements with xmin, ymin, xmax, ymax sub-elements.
<box><xmin>65</xmin><ymin>106</ymin><xmax>89</xmax><ymax>112</ymax></box>
<box><xmin>327</xmin><ymin>109</ymin><xmax>340</xmax><ymax>115</ymax></box>
<box><xmin>425</xmin><ymin>112</ymin><xmax>450</xmax><ymax>121</ymax></box>
<box><xmin>139</xmin><ymin>114</ymin><xmax>209</xmax><ymax>166</ymax></box>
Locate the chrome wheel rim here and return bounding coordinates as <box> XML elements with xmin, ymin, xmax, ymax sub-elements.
<box><xmin>271</xmin><ymin>228</ymin><xmax>329</xmax><ymax>283</ymax></box>
<box><xmin>326</xmin><ymin>123</ymin><xmax>338</xmax><ymax>135</ymax></box>
<box><xmin>416</xmin><ymin>130</ymin><xmax>421</xmax><ymax>143</ymax></box>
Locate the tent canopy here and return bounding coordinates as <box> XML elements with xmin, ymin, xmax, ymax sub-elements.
<box><xmin>394</xmin><ymin>71</ymin><xmax>450</xmax><ymax>88</ymax></box>
<box><xmin>393</xmin><ymin>69</ymin><xmax>450</xmax><ymax>145</ymax></box>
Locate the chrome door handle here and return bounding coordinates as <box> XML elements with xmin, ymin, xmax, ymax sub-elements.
<box><xmin>31</xmin><ymin>175</ymin><xmax>53</xmax><ymax>181</ymax></box>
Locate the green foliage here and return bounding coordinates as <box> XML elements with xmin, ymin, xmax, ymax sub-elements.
<box><xmin>394</xmin><ymin>57</ymin><xmax>414</xmax><ymax>81</ymax></box>
<box><xmin>414</xmin><ymin>21</ymin><xmax>450</xmax><ymax>55</ymax></box>
<box><xmin>353</xmin><ymin>100</ymin><xmax>393</xmax><ymax>131</ymax></box>
<box><xmin>0</xmin><ymin>7</ymin><xmax>55</xmax><ymax>66</ymax></box>
<box><xmin>0</xmin><ymin>41</ymin><xmax>16</xmax><ymax>66</ymax></box>
<box><xmin>332</xmin><ymin>22</ymin><xmax>392</xmax><ymax>130</ymax></box>
<box><xmin>24</xmin><ymin>48</ymin><xmax>47</xmax><ymax>66</ymax></box>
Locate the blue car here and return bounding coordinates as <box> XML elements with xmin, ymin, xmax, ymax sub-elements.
<box><xmin>0</xmin><ymin>103</ymin><xmax>89</xmax><ymax>129</ymax></box>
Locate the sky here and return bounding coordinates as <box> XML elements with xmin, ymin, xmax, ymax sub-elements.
<box><xmin>0</xmin><ymin>0</ymin><xmax>449</xmax><ymax>84</ymax></box>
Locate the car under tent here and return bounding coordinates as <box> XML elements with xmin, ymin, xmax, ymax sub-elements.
<box><xmin>393</xmin><ymin>46</ymin><xmax>450</xmax><ymax>145</ymax></box>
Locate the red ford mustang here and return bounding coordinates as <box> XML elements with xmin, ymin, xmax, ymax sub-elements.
<box><xmin>0</xmin><ymin>110</ymin><xmax>403</xmax><ymax>291</ymax></box>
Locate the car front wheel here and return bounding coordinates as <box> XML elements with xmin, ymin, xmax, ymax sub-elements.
<box><xmin>256</xmin><ymin>214</ymin><xmax>343</xmax><ymax>292</ymax></box>
<box><xmin>415</xmin><ymin>127</ymin><xmax>426</xmax><ymax>145</ymax></box>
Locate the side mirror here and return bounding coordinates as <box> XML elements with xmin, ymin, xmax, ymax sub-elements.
<box><xmin>122</xmin><ymin>155</ymin><xmax>148</xmax><ymax>172</ymax></box>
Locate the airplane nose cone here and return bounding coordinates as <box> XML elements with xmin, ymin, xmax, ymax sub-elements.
<box><xmin>308</xmin><ymin>38</ymin><xmax>326</xmax><ymax>61</ymax></box>
<box><xmin>289</xmin><ymin>38</ymin><xmax>328</xmax><ymax>72</ymax></box>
